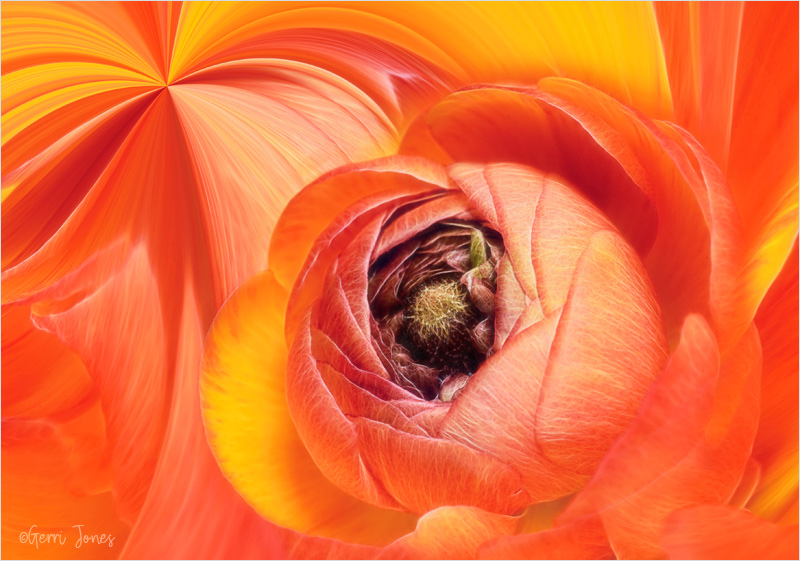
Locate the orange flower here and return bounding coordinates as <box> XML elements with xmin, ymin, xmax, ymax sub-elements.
<box><xmin>2</xmin><ymin>2</ymin><xmax>797</xmax><ymax>559</ymax></box>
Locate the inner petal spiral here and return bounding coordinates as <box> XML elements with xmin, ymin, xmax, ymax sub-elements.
<box><xmin>369</xmin><ymin>221</ymin><xmax>503</xmax><ymax>401</ymax></box>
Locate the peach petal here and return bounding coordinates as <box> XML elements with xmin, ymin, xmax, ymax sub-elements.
<box><xmin>534</xmin><ymin>229</ymin><xmax>668</xmax><ymax>475</ymax></box>
<box><xmin>380</xmin><ymin>506</ymin><xmax>518</xmax><ymax>560</ymax></box>
<box><xmin>439</xmin><ymin>311</ymin><xmax>584</xmax><ymax>502</ymax></box>
<box><xmin>354</xmin><ymin>417</ymin><xmax>531</xmax><ymax>515</ymax></box>
<box><xmin>312</xmin><ymin>215</ymin><xmax>391</xmax><ymax>376</ymax></box>
<box><xmin>287</xmin><ymin>309</ymin><xmax>402</xmax><ymax>511</ymax></box>
<box><xmin>493</xmin><ymin>254</ymin><xmax>532</xmax><ymax>350</ymax></box>
<box><xmin>315</xmin><ymin>360</ymin><xmax>428</xmax><ymax>438</ymax></box>
<box><xmin>560</xmin><ymin>315</ymin><xmax>762</xmax><ymax>559</ymax></box>
<box><xmin>530</xmin><ymin>178</ymin><xmax>615</xmax><ymax>315</ymax></box>
<box><xmin>372</xmin><ymin>191</ymin><xmax>477</xmax><ymax>258</ymax></box>
<box><xmin>310</xmin><ymin>327</ymin><xmax>417</xmax><ymax>404</ymax></box>
<box><xmin>400</xmin><ymin>87</ymin><xmax>659</xmax><ymax>256</ymax></box>
<box><xmin>282</xmin><ymin>162</ymin><xmax>450</xmax><ymax>344</ymax></box>
<box><xmin>536</xmin><ymin>78</ymin><xmax>714</xmax><ymax>344</ymax></box>
<box><xmin>406</xmin><ymin>82</ymin><xmax>720</xmax><ymax>344</ymax></box>
<box><xmin>449</xmin><ymin>163</ymin><xmax>544</xmax><ymax>303</ymax></box>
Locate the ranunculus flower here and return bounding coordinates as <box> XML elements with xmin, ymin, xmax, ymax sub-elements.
<box><xmin>199</xmin><ymin>78</ymin><xmax>797</xmax><ymax>558</ymax></box>
<box><xmin>2</xmin><ymin>2</ymin><xmax>797</xmax><ymax>559</ymax></box>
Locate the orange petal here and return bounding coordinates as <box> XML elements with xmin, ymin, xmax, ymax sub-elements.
<box><xmin>2</xmin><ymin>306</ymin><xmax>129</xmax><ymax>559</ymax></box>
<box><xmin>749</xmin><ymin>241</ymin><xmax>799</xmax><ymax>522</ymax></box>
<box><xmin>650</xmin><ymin>3</ymin><xmax>798</xmax><ymax>295</ymax></box>
<box><xmin>1</xmin><ymin>90</ymin><xmax>155</xmax><ymax>279</ymax></box>
<box><xmin>727</xmin><ymin>4</ymin><xmax>799</xmax><ymax>316</ymax></box>
<box><xmin>3</xmin><ymin>414</ymin><xmax>129</xmax><ymax>560</ymax></box>
<box><xmin>167</xmin><ymin>3</ymin><xmax>672</xmax><ymax>116</ymax></box>
<box><xmin>730</xmin><ymin>459</ymin><xmax>762</xmax><ymax>509</ymax></box>
<box><xmin>2</xmin><ymin>305</ymin><xmax>93</xmax><ymax>419</ymax></box>
<box><xmin>654</xmin><ymin>121</ymin><xmax>756</xmax><ymax>353</ymax></box>
<box><xmin>654</xmin><ymin>2</ymin><xmax>744</xmax><ymax>170</ymax></box>
<box><xmin>31</xmin><ymin>246</ymin><xmax>169</xmax><ymax>524</ymax></box>
<box><xmin>200</xmin><ymin>269</ymin><xmax>418</xmax><ymax>547</ymax></box>
<box><xmin>121</xmin><ymin>279</ymin><xmax>287</xmax><ymax>558</ymax></box>
<box><xmin>661</xmin><ymin>505</ymin><xmax>799</xmax><ymax>560</ymax></box>
<box><xmin>534</xmin><ymin>79</ymin><xmax>716</xmax><ymax>345</ymax></box>
<box><xmin>1</xmin><ymin>3</ymin><xmax>164</xmax><ymax>80</ymax></box>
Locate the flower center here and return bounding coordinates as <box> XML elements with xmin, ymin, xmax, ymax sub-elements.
<box><xmin>407</xmin><ymin>279</ymin><xmax>472</xmax><ymax>345</ymax></box>
<box><xmin>403</xmin><ymin>277</ymin><xmax>479</xmax><ymax>372</ymax></box>
<box><xmin>368</xmin><ymin>221</ymin><xmax>503</xmax><ymax>401</ymax></box>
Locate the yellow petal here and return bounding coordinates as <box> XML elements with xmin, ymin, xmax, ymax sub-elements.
<box><xmin>168</xmin><ymin>2</ymin><xmax>672</xmax><ymax>116</ymax></box>
<box><xmin>200</xmin><ymin>269</ymin><xmax>417</xmax><ymax>546</ymax></box>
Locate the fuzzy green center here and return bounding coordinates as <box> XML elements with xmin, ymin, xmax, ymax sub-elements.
<box><xmin>406</xmin><ymin>279</ymin><xmax>471</xmax><ymax>344</ymax></box>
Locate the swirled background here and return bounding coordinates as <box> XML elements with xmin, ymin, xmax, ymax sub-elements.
<box><xmin>2</xmin><ymin>2</ymin><xmax>797</xmax><ymax>559</ymax></box>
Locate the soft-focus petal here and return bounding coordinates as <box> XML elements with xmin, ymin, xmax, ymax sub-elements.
<box><xmin>749</xmin><ymin>242</ymin><xmax>799</xmax><ymax>523</ymax></box>
<box><xmin>654</xmin><ymin>2</ymin><xmax>744</xmax><ymax>170</ymax></box>
<box><xmin>728</xmin><ymin>3</ymin><xmax>799</xmax><ymax>319</ymax></box>
<box><xmin>2</xmin><ymin>306</ymin><xmax>129</xmax><ymax>560</ymax></box>
<box><xmin>120</xmin><ymin>280</ymin><xmax>286</xmax><ymax>559</ymax></box>
<box><xmin>32</xmin><ymin>246</ymin><xmax>168</xmax><ymax>523</ymax></box>
<box><xmin>167</xmin><ymin>2</ymin><xmax>673</xmax><ymax>116</ymax></box>
<box><xmin>479</xmin><ymin>518</ymin><xmax>613</xmax><ymax>561</ymax></box>
<box><xmin>661</xmin><ymin>505</ymin><xmax>799</xmax><ymax>560</ymax></box>
<box><xmin>657</xmin><ymin>2</ymin><xmax>799</xmax><ymax>316</ymax></box>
